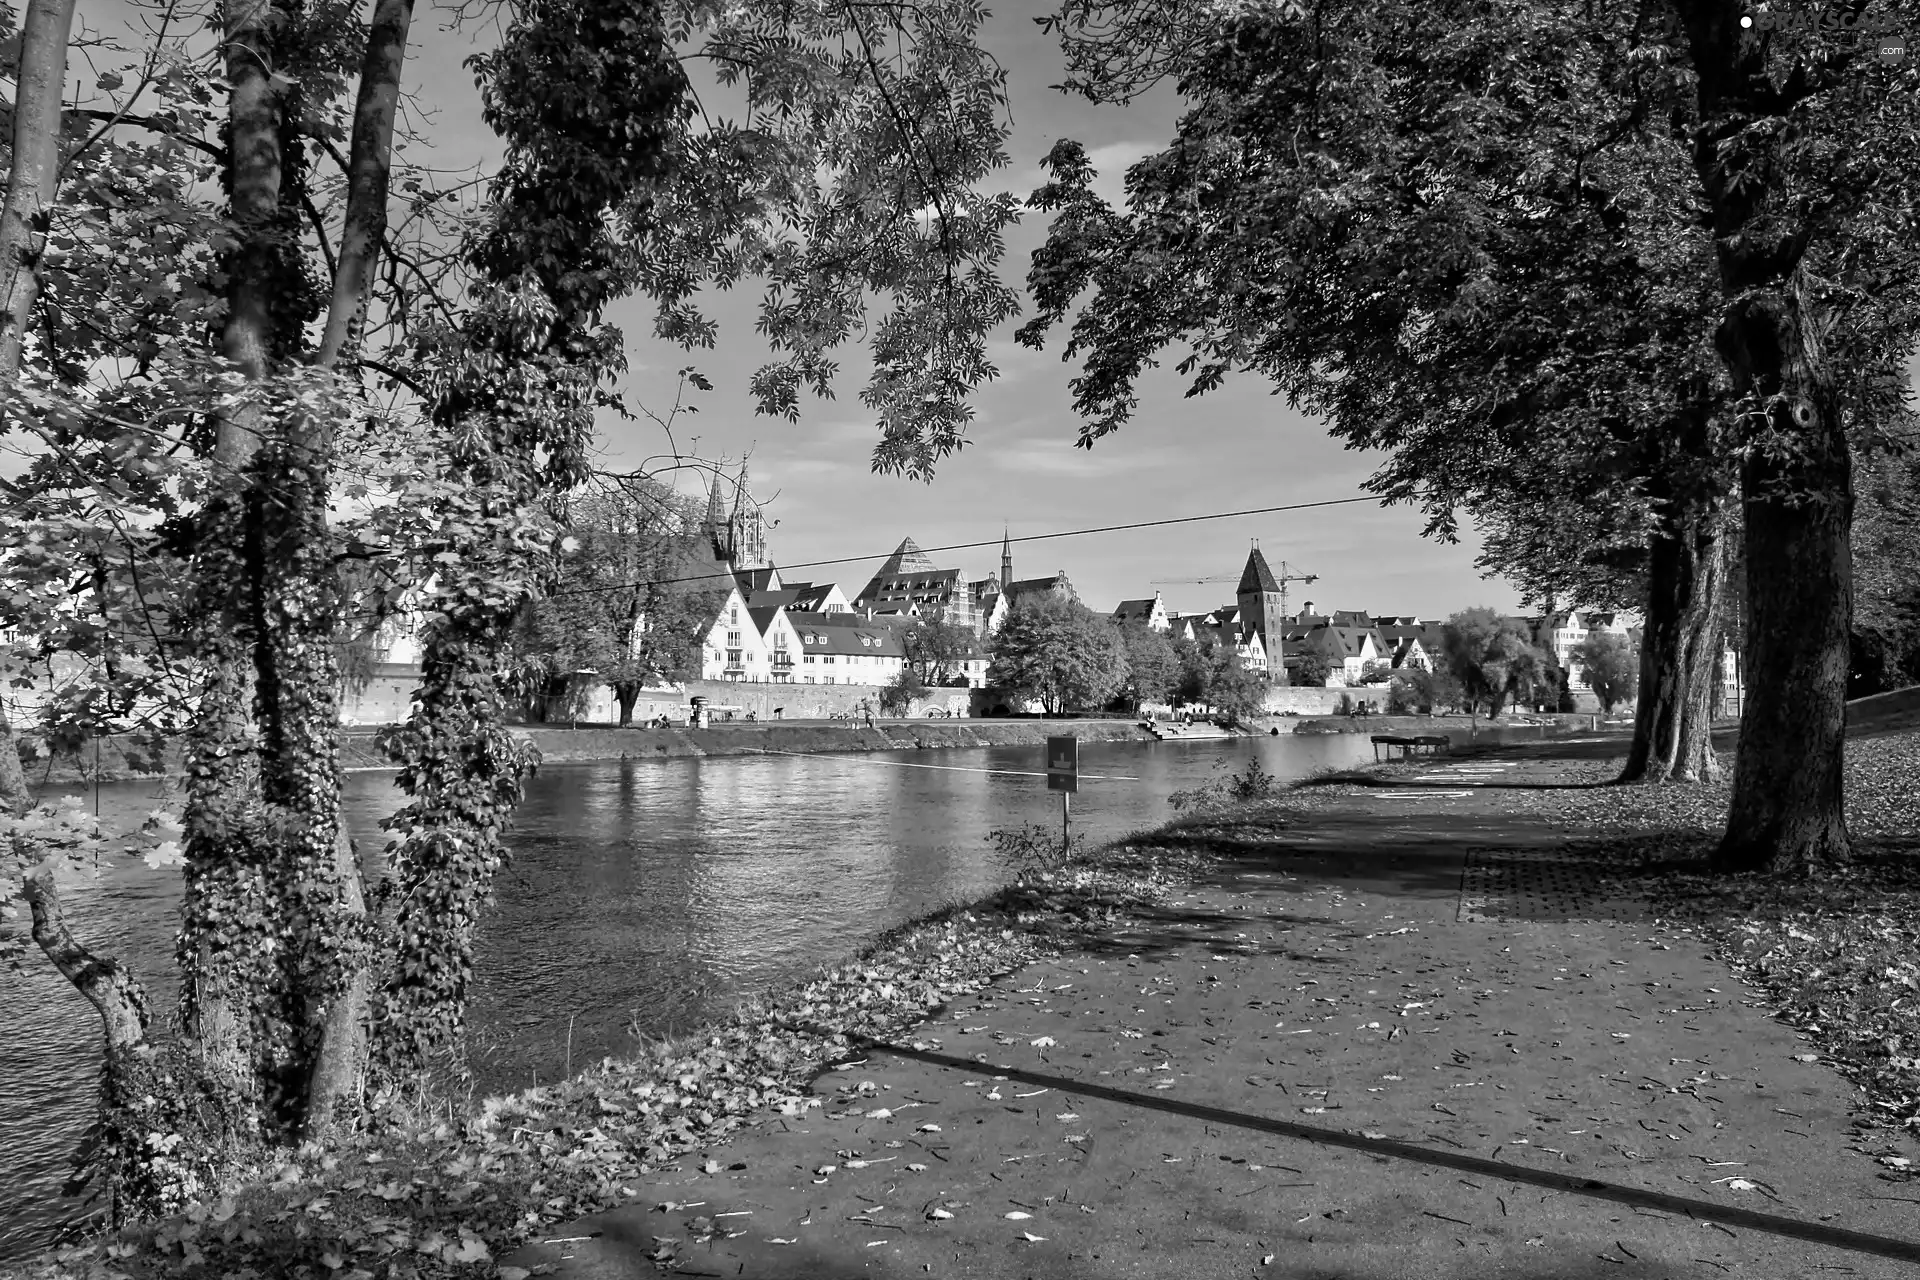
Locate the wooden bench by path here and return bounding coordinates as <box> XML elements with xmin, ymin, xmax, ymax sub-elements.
<box><xmin>1371</xmin><ymin>734</ymin><xmax>1452</xmax><ymax>762</ymax></box>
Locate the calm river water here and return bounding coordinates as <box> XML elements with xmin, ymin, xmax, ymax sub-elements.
<box><xmin>0</xmin><ymin>732</ymin><xmax>1373</xmax><ymax>1259</ymax></box>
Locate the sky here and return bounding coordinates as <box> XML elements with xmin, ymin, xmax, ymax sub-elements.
<box><xmin>73</xmin><ymin>0</ymin><xmax>1528</xmax><ymax>623</ymax></box>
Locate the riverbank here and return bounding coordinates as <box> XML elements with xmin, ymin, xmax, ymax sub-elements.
<box><xmin>19</xmin><ymin>718</ymin><xmax>1162</xmax><ymax>786</ymax></box>
<box><xmin>11</xmin><ymin>728</ymin><xmax>1920</xmax><ymax>1278</ymax></box>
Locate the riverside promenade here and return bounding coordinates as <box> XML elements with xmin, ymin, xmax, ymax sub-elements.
<box><xmin>506</xmin><ymin>735</ymin><xmax>1920</xmax><ymax>1280</ymax></box>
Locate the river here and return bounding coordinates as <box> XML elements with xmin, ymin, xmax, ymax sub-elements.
<box><xmin>0</xmin><ymin>731</ymin><xmax>1373</xmax><ymax>1260</ymax></box>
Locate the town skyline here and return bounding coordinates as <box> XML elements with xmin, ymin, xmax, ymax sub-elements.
<box><xmin>679</xmin><ymin>456</ymin><xmax>1531</xmax><ymax>626</ymax></box>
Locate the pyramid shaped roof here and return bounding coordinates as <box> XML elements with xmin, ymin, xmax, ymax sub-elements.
<box><xmin>1237</xmin><ymin>547</ymin><xmax>1280</xmax><ymax>595</ymax></box>
<box><xmin>874</xmin><ymin>536</ymin><xmax>939</xmax><ymax>577</ymax></box>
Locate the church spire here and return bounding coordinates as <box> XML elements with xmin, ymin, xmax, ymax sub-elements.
<box><xmin>1000</xmin><ymin>526</ymin><xmax>1013</xmax><ymax>588</ymax></box>
<box><xmin>704</xmin><ymin>460</ymin><xmax>730</xmax><ymax>534</ymax></box>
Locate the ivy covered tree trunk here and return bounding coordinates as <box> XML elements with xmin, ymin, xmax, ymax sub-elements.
<box><xmin>1684</xmin><ymin>2</ymin><xmax>1853</xmax><ymax>874</ymax></box>
<box><xmin>1621</xmin><ymin>496</ymin><xmax>1727</xmax><ymax>784</ymax></box>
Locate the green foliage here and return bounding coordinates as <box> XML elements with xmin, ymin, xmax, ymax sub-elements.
<box><xmin>987</xmin><ymin>822</ymin><xmax>1082</xmax><ymax>877</ymax></box>
<box><xmin>1574</xmin><ymin>632</ymin><xmax>1640</xmax><ymax>714</ymax></box>
<box><xmin>1168</xmin><ymin>756</ymin><xmax>1279</xmax><ymax>814</ymax></box>
<box><xmin>1169</xmin><ymin>635</ymin><xmax>1211</xmax><ymax>705</ymax></box>
<box><xmin>1114</xmin><ymin>623</ymin><xmax>1178</xmax><ymax>712</ymax></box>
<box><xmin>635</xmin><ymin>0</ymin><xmax>1023</xmax><ymax>479</ymax></box>
<box><xmin>899</xmin><ymin>617</ymin><xmax>976</xmax><ymax>686</ymax></box>
<box><xmin>1205</xmin><ymin>653</ymin><xmax>1268</xmax><ymax>728</ymax></box>
<box><xmin>1440</xmin><ymin>608</ymin><xmax>1552</xmax><ymax>719</ymax></box>
<box><xmin>1290</xmin><ymin>651</ymin><xmax>1332</xmax><ymax>689</ymax></box>
<box><xmin>879</xmin><ymin>667</ymin><xmax>927</xmax><ymax>715</ymax></box>
<box><xmin>985</xmin><ymin>596</ymin><xmax>1127</xmax><ymax>715</ymax></box>
<box><xmin>505</xmin><ymin>478</ymin><xmax>728</xmax><ymax>724</ymax></box>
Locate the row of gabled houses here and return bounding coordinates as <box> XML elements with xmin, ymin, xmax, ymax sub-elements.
<box><xmin>365</xmin><ymin>466</ymin><xmax>1679</xmax><ymax>702</ymax></box>
<box><xmin>1107</xmin><ymin>550</ymin><xmax>1649</xmax><ymax>691</ymax></box>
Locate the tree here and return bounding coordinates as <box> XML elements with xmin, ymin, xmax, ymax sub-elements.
<box><xmin>1022</xmin><ymin>0</ymin><xmax>1739</xmax><ymax>786</ymax></box>
<box><xmin>1169</xmin><ymin>635</ymin><xmax>1212</xmax><ymax>706</ymax></box>
<box><xmin>1021</xmin><ymin>0</ymin><xmax>1920</xmax><ymax>869</ymax></box>
<box><xmin>900</xmin><ymin>616</ymin><xmax>976</xmax><ymax>687</ymax></box>
<box><xmin>1300</xmin><ymin>627</ymin><xmax>1349</xmax><ymax>684</ymax></box>
<box><xmin>1575</xmin><ymin>632</ymin><xmax>1641</xmax><ymax>714</ymax></box>
<box><xmin>1291</xmin><ymin>651</ymin><xmax>1333</xmax><ymax>689</ymax></box>
<box><xmin>1114</xmin><ymin>622</ymin><xmax>1179</xmax><ymax>713</ymax></box>
<box><xmin>2</xmin><ymin>0</ymin><xmax>1028</xmax><ymax>1228</ymax></box>
<box><xmin>1440</xmin><ymin>609</ymin><xmax>1547</xmax><ymax>719</ymax></box>
<box><xmin>879</xmin><ymin>666</ymin><xmax>927</xmax><ymax>714</ymax></box>
<box><xmin>505</xmin><ymin>478</ymin><xmax>728</xmax><ymax>725</ymax></box>
<box><xmin>1206</xmin><ymin>651</ymin><xmax>1268</xmax><ymax>727</ymax></box>
<box><xmin>986</xmin><ymin>596</ymin><xmax>1127</xmax><ymax>714</ymax></box>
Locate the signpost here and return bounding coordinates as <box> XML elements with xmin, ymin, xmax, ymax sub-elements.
<box><xmin>1046</xmin><ymin>735</ymin><xmax>1078</xmax><ymax>855</ymax></box>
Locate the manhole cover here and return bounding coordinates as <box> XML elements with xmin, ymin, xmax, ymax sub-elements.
<box><xmin>1458</xmin><ymin>846</ymin><xmax>1651</xmax><ymax>923</ymax></box>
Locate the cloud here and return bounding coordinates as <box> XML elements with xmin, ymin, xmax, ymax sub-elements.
<box><xmin>986</xmin><ymin>434</ymin><xmax>1171</xmax><ymax>477</ymax></box>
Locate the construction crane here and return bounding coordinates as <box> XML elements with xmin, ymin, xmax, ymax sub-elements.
<box><xmin>1151</xmin><ymin>560</ymin><xmax>1319</xmax><ymax>621</ymax></box>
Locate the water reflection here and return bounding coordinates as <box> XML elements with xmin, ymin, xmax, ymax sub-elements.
<box><xmin>0</xmin><ymin>732</ymin><xmax>1373</xmax><ymax>1260</ymax></box>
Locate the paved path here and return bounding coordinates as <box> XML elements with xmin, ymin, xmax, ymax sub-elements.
<box><xmin>504</xmin><ymin>752</ymin><xmax>1920</xmax><ymax>1279</ymax></box>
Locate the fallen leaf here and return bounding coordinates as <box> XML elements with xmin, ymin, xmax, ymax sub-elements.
<box><xmin>906</xmin><ymin>1163</ymin><xmax>928</xmax><ymax>1171</ymax></box>
<box><xmin>1005</xmin><ymin>1211</ymin><xmax>1032</xmax><ymax>1220</ymax></box>
<box><xmin>928</xmin><ymin>1209</ymin><xmax>954</xmax><ymax>1220</ymax></box>
<box><xmin>1021</xmin><ymin>1231</ymin><xmax>1048</xmax><ymax>1242</ymax></box>
<box><xmin>1031</xmin><ymin>1036</ymin><xmax>1056</xmax><ymax>1048</ymax></box>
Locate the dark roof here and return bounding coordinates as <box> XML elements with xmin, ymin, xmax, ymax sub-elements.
<box><xmin>746</xmin><ymin>589</ymin><xmax>804</xmax><ymax>610</ymax></box>
<box><xmin>859</xmin><ymin>565</ymin><xmax>965</xmax><ymax>605</ymax></box>
<box><xmin>1005</xmin><ymin>573</ymin><xmax>1070</xmax><ymax>595</ymax></box>
<box><xmin>1112</xmin><ymin>597</ymin><xmax>1157</xmax><ymax>617</ymax></box>
<box><xmin>1237</xmin><ymin>548</ymin><xmax>1280</xmax><ymax>595</ymax></box>
<box><xmin>734</xmin><ymin>565</ymin><xmax>780</xmax><ymax>593</ymax></box>
<box><xmin>745</xmin><ymin>605</ymin><xmax>785</xmax><ymax>636</ymax></box>
<box><xmin>873</xmin><ymin>536</ymin><xmax>939</xmax><ymax>576</ymax></box>
<box><xmin>787</xmin><ymin>610</ymin><xmax>904</xmax><ymax>657</ymax></box>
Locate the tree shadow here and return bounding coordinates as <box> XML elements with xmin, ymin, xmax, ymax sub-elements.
<box><xmin>513</xmin><ymin>1211</ymin><xmax>1706</xmax><ymax>1279</ymax></box>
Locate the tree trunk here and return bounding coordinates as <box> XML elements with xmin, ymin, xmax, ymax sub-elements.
<box><xmin>313</xmin><ymin>0</ymin><xmax>415</xmax><ymax>370</ymax></box>
<box><xmin>1621</xmin><ymin>497</ymin><xmax>1727</xmax><ymax>783</ymax></box>
<box><xmin>0</xmin><ymin>706</ymin><xmax>32</xmax><ymax>813</ymax></box>
<box><xmin>1719</xmin><ymin>405</ymin><xmax>1852</xmax><ymax>872</ymax></box>
<box><xmin>303</xmin><ymin>827</ymin><xmax>369</xmax><ymax>1140</ymax></box>
<box><xmin>1685</xmin><ymin>11</ymin><xmax>1853</xmax><ymax>874</ymax></box>
<box><xmin>23</xmin><ymin>858</ymin><xmax>151</xmax><ymax>1055</ymax></box>
<box><xmin>0</xmin><ymin>0</ymin><xmax>80</xmax><ymax>384</ymax></box>
<box><xmin>616</xmin><ymin>684</ymin><xmax>640</xmax><ymax>726</ymax></box>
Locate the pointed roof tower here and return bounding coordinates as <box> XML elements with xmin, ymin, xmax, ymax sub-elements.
<box><xmin>1000</xmin><ymin>526</ymin><xmax>1013</xmax><ymax>588</ymax></box>
<box><xmin>873</xmin><ymin>536</ymin><xmax>939</xmax><ymax>577</ymax></box>
<box><xmin>703</xmin><ymin>461</ymin><xmax>730</xmax><ymax>532</ymax></box>
<box><xmin>1237</xmin><ymin>545</ymin><xmax>1281</xmax><ymax>595</ymax></box>
<box><xmin>730</xmin><ymin>460</ymin><xmax>754</xmax><ymax>521</ymax></box>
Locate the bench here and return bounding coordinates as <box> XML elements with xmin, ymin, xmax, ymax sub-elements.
<box><xmin>1371</xmin><ymin>734</ymin><xmax>1452</xmax><ymax>761</ymax></box>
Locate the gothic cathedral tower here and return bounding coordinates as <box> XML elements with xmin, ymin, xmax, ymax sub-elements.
<box><xmin>1000</xmin><ymin>526</ymin><xmax>1013</xmax><ymax>588</ymax></box>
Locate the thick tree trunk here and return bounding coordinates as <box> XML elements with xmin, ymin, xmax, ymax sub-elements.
<box><xmin>1621</xmin><ymin>497</ymin><xmax>1727</xmax><ymax>783</ymax></box>
<box><xmin>1719</xmin><ymin>401</ymin><xmax>1853</xmax><ymax>872</ymax></box>
<box><xmin>175</xmin><ymin>0</ymin><xmax>291</xmax><ymax>1139</ymax></box>
<box><xmin>1685</xmin><ymin>9</ymin><xmax>1853</xmax><ymax>874</ymax></box>
<box><xmin>616</xmin><ymin>684</ymin><xmax>640</xmax><ymax>726</ymax></box>
<box><xmin>0</xmin><ymin>0</ymin><xmax>80</xmax><ymax>384</ymax></box>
